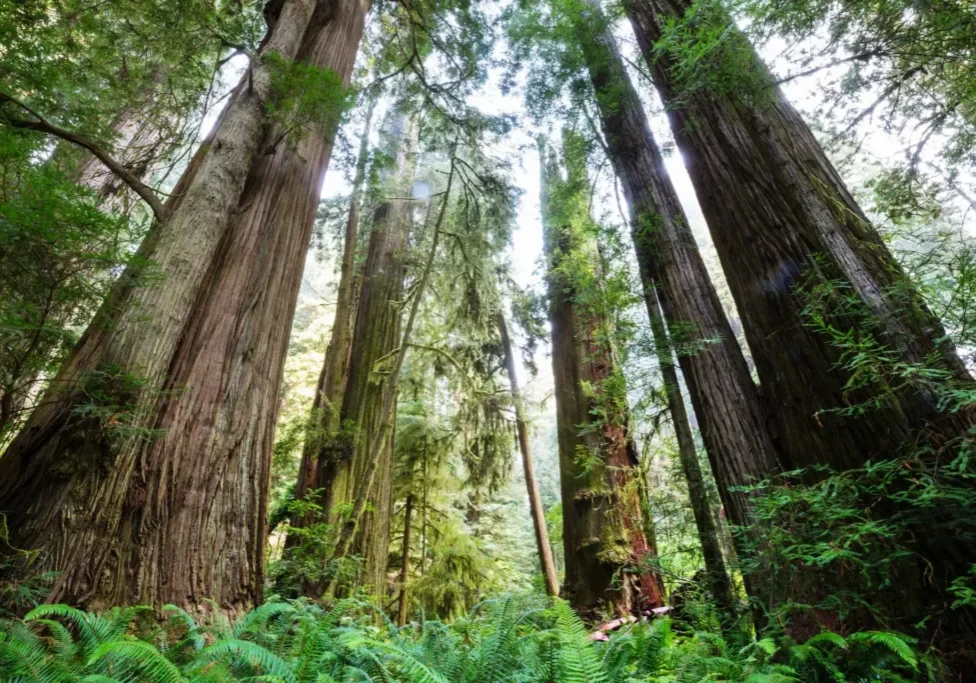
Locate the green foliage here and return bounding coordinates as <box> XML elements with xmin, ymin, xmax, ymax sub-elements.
<box><xmin>0</xmin><ymin>131</ymin><xmax>144</xmax><ymax>442</ymax></box>
<box><xmin>653</xmin><ymin>0</ymin><xmax>774</xmax><ymax>107</ymax></box>
<box><xmin>269</xmin><ymin>494</ymin><xmax>364</xmax><ymax>599</ymax></box>
<box><xmin>739</xmin><ymin>0</ymin><xmax>976</xmax><ymax>193</ymax></box>
<box><xmin>0</xmin><ymin>595</ymin><xmax>931</xmax><ymax>681</ymax></box>
<box><xmin>265</xmin><ymin>55</ymin><xmax>354</xmax><ymax>148</ymax></box>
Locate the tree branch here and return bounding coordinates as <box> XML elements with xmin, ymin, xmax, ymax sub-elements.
<box><xmin>0</xmin><ymin>92</ymin><xmax>167</xmax><ymax>222</ymax></box>
<box><xmin>774</xmin><ymin>50</ymin><xmax>884</xmax><ymax>85</ymax></box>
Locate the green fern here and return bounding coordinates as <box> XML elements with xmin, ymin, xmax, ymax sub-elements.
<box><xmin>0</xmin><ymin>596</ymin><xmax>934</xmax><ymax>682</ymax></box>
<box><xmin>87</xmin><ymin>639</ymin><xmax>183</xmax><ymax>682</ymax></box>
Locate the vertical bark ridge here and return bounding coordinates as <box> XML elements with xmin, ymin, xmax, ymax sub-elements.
<box><xmin>318</xmin><ymin>108</ymin><xmax>418</xmax><ymax>595</ymax></box>
<box><xmin>541</xmin><ymin>137</ymin><xmax>664</xmax><ymax>617</ymax></box>
<box><xmin>0</xmin><ymin>0</ymin><xmax>355</xmax><ymax>613</ymax></box>
<box><xmin>623</xmin><ymin>0</ymin><xmax>976</xmax><ymax>643</ymax></box>
<box><xmin>571</xmin><ymin>0</ymin><xmax>781</xmax><ymax>537</ymax></box>
<box><xmin>132</xmin><ymin>0</ymin><xmax>370</xmax><ymax>613</ymax></box>
<box><xmin>624</xmin><ymin>0</ymin><xmax>973</xmax><ymax>474</ymax></box>
<box><xmin>647</xmin><ymin>285</ymin><xmax>736</xmax><ymax>620</ymax></box>
<box><xmin>291</xmin><ymin>94</ymin><xmax>377</xmax><ymax>541</ymax></box>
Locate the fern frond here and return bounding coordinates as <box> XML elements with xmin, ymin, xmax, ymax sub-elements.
<box><xmin>87</xmin><ymin>639</ymin><xmax>183</xmax><ymax>682</ymax></box>
<box><xmin>194</xmin><ymin>638</ymin><xmax>297</xmax><ymax>681</ymax></box>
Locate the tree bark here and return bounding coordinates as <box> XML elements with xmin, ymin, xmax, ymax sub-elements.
<box><xmin>290</xmin><ymin>94</ymin><xmax>377</xmax><ymax>541</ymax></box>
<box><xmin>317</xmin><ymin>108</ymin><xmax>418</xmax><ymax>595</ymax></box>
<box><xmin>497</xmin><ymin>311</ymin><xmax>560</xmax><ymax>597</ymax></box>
<box><xmin>647</xmin><ymin>285</ymin><xmax>736</xmax><ymax>620</ymax></box>
<box><xmin>624</xmin><ymin>0</ymin><xmax>972</xmax><ymax>481</ymax></box>
<box><xmin>397</xmin><ymin>493</ymin><xmax>413</xmax><ymax>626</ymax></box>
<box><xmin>326</xmin><ymin>148</ymin><xmax>456</xmax><ymax>593</ymax></box>
<box><xmin>541</xmin><ymin>137</ymin><xmax>665</xmax><ymax>618</ymax></box>
<box><xmin>0</xmin><ymin>0</ymin><xmax>369</xmax><ymax>614</ymax></box>
<box><xmin>623</xmin><ymin>0</ymin><xmax>976</xmax><ymax>643</ymax></box>
<box><xmin>572</xmin><ymin>0</ymin><xmax>780</xmax><ymax>545</ymax></box>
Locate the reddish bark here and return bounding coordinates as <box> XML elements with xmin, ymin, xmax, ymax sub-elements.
<box><xmin>0</xmin><ymin>0</ymin><xmax>369</xmax><ymax>613</ymax></box>
<box><xmin>541</xmin><ymin>138</ymin><xmax>664</xmax><ymax>617</ymax></box>
<box><xmin>624</xmin><ymin>0</ymin><xmax>976</xmax><ymax>649</ymax></box>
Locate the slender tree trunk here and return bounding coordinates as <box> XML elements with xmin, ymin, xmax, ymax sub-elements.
<box><xmin>290</xmin><ymin>94</ymin><xmax>377</xmax><ymax>540</ymax></box>
<box><xmin>647</xmin><ymin>286</ymin><xmax>736</xmax><ymax>619</ymax></box>
<box><xmin>0</xmin><ymin>0</ymin><xmax>368</xmax><ymax>613</ymax></box>
<box><xmin>623</xmin><ymin>0</ymin><xmax>976</xmax><ymax>644</ymax></box>
<box><xmin>397</xmin><ymin>493</ymin><xmax>413</xmax><ymax>626</ymax></box>
<box><xmin>497</xmin><ymin>311</ymin><xmax>560</xmax><ymax>597</ymax></box>
<box><xmin>571</xmin><ymin>0</ymin><xmax>781</xmax><ymax>564</ymax></box>
<box><xmin>317</xmin><ymin>108</ymin><xmax>418</xmax><ymax>595</ymax></box>
<box><xmin>541</xmin><ymin>137</ymin><xmax>665</xmax><ymax>618</ymax></box>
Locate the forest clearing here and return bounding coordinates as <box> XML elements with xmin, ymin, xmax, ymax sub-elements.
<box><xmin>1</xmin><ymin>0</ymin><xmax>975</xmax><ymax>679</ymax></box>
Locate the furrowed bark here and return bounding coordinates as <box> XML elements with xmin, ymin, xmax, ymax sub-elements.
<box><xmin>290</xmin><ymin>93</ymin><xmax>377</xmax><ymax>542</ymax></box>
<box><xmin>541</xmin><ymin>137</ymin><xmax>664</xmax><ymax>618</ymax></box>
<box><xmin>326</xmin><ymin>150</ymin><xmax>456</xmax><ymax>592</ymax></box>
<box><xmin>497</xmin><ymin>311</ymin><xmax>560</xmax><ymax>597</ymax></box>
<box><xmin>0</xmin><ymin>0</ymin><xmax>359</xmax><ymax>613</ymax></box>
<box><xmin>624</xmin><ymin>0</ymin><xmax>976</xmax><ymax>645</ymax></box>
<box><xmin>317</xmin><ymin>108</ymin><xmax>419</xmax><ymax>596</ymax></box>
<box><xmin>571</xmin><ymin>0</ymin><xmax>780</xmax><ymax>554</ymax></box>
<box><xmin>130</xmin><ymin>0</ymin><xmax>370</xmax><ymax>614</ymax></box>
<box><xmin>624</xmin><ymin>0</ymin><xmax>973</xmax><ymax>478</ymax></box>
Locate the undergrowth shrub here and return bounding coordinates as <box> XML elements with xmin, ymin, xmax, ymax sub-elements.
<box><xmin>0</xmin><ymin>593</ymin><xmax>929</xmax><ymax>681</ymax></box>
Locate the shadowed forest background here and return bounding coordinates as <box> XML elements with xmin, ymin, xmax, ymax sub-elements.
<box><xmin>1</xmin><ymin>0</ymin><xmax>976</xmax><ymax>680</ymax></box>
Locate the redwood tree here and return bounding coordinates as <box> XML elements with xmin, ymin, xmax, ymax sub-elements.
<box><xmin>0</xmin><ymin>0</ymin><xmax>370</xmax><ymax>613</ymax></box>
<box><xmin>549</xmin><ymin>0</ymin><xmax>783</xmax><ymax>560</ymax></box>
<box><xmin>541</xmin><ymin>135</ymin><xmax>665</xmax><ymax>617</ymax></box>
<box><xmin>647</xmin><ymin>286</ymin><xmax>736</xmax><ymax>621</ymax></box>
<box><xmin>316</xmin><ymin>108</ymin><xmax>419</xmax><ymax>595</ymax></box>
<box><xmin>623</xmin><ymin>0</ymin><xmax>976</xmax><ymax>643</ymax></box>
<box><xmin>290</xmin><ymin>93</ymin><xmax>377</xmax><ymax>540</ymax></box>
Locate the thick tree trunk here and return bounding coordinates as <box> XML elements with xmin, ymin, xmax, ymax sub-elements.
<box><xmin>497</xmin><ymin>311</ymin><xmax>560</xmax><ymax>597</ymax></box>
<box><xmin>647</xmin><ymin>286</ymin><xmax>736</xmax><ymax>620</ymax></box>
<box><xmin>624</xmin><ymin>0</ymin><xmax>972</xmax><ymax>481</ymax></box>
<box><xmin>0</xmin><ymin>0</ymin><xmax>368</xmax><ymax>613</ymax></box>
<box><xmin>317</xmin><ymin>109</ymin><xmax>418</xmax><ymax>595</ymax></box>
<box><xmin>572</xmin><ymin>0</ymin><xmax>780</xmax><ymax>542</ymax></box>
<box><xmin>541</xmin><ymin>138</ymin><xmax>665</xmax><ymax>618</ymax></box>
<box><xmin>397</xmin><ymin>493</ymin><xmax>413</xmax><ymax>626</ymax></box>
<box><xmin>290</xmin><ymin>95</ymin><xmax>377</xmax><ymax>540</ymax></box>
<box><xmin>624</xmin><ymin>0</ymin><xmax>976</xmax><ymax>645</ymax></box>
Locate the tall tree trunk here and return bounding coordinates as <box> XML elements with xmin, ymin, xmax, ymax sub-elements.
<box><xmin>397</xmin><ymin>493</ymin><xmax>413</xmax><ymax>626</ymax></box>
<box><xmin>317</xmin><ymin>108</ymin><xmax>418</xmax><ymax>595</ymax></box>
<box><xmin>497</xmin><ymin>311</ymin><xmax>560</xmax><ymax>597</ymax></box>
<box><xmin>570</xmin><ymin>0</ymin><xmax>782</xmax><ymax>593</ymax></box>
<box><xmin>624</xmin><ymin>0</ymin><xmax>972</xmax><ymax>489</ymax></box>
<box><xmin>325</xmin><ymin>148</ymin><xmax>457</xmax><ymax>593</ymax></box>
<box><xmin>623</xmin><ymin>0</ymin><xmax>976</xmax><ymax>644</ymax></box>
<box><xmin>290</xmin><ymin>94</ymin><xmax>377</xmax><ymax>541</ymax></box>
<box><xmin>0</xmin><ymin>0</ymin><xmax>368</xmax><ymax>613</ymax></box>
<box><xmin>647</xmin><ymin>286</ymin><xmax>736</xmax><ymax>620</ymax></box>
<box><xmin>541</xmin><ymin>136</ymin><xmax>665</xmax><ymax>618</ymax></box>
